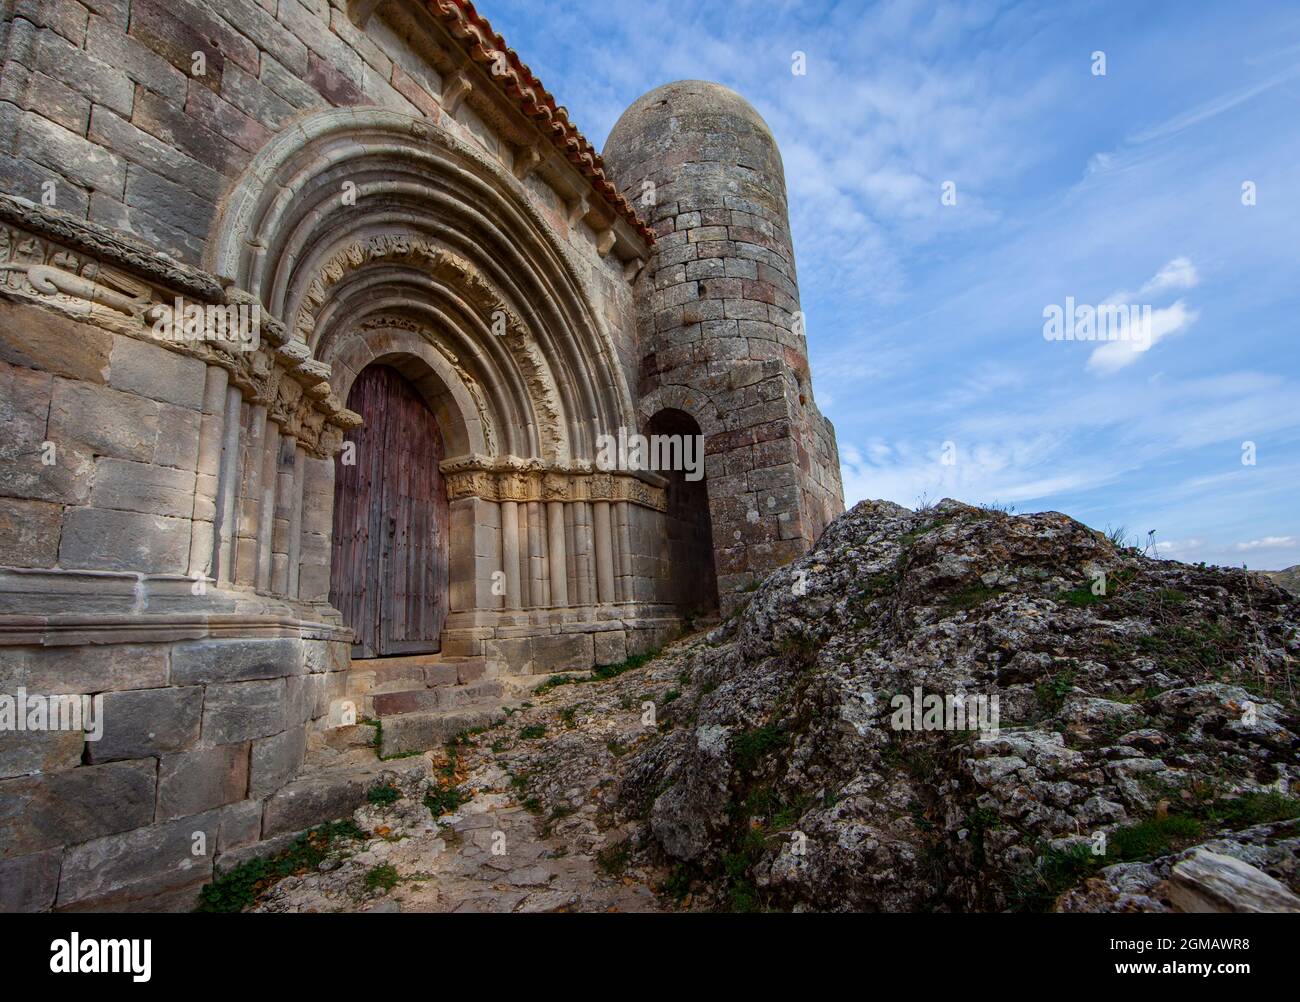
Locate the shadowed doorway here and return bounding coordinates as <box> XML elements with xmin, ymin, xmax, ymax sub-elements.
<box><xmin>646</xmin><ymin>408</ymin><xmax>718</xmax><ymax>619</ymax></box>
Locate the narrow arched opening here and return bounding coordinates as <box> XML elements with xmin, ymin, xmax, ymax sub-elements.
<box><xmin>646</xmin><ymin>408</ymin><xmax>718</xmax><ymax>620</ymax></box>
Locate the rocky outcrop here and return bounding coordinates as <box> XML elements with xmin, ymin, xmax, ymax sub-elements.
<box><xmin>619</xmin><ymin>499</ymin><xmax>1300</xmax><ymax>911</ymax></box>
<box><xmin>1263</xmin><ymin>565</ymin><xmax>1300</xmax><ymax>596</ymax></box>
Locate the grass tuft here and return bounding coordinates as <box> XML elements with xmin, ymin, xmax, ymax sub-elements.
<box><xmin>196</xmin><ymin>820</ymin><xmax>366</xmax><ymax>913</ymax></box>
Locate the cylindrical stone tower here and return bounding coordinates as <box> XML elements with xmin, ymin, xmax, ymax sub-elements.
<box><xmin>604</xmin><ymin>80</ymin><xmax>844</xmax><ymax>616</ymax></box>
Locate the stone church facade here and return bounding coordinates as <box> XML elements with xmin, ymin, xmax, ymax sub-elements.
<box><xmin>0</xmin><ymin>0</ymin><xmax>841</xmax><ymax>909</ymax></box>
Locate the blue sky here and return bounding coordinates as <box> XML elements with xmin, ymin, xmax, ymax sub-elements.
<box><xmin>487</xmin><ymin>0</ymin><xmax>1300</xmax><ymax>570</ymax></box>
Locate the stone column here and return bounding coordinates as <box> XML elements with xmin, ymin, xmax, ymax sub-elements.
<box><xmin>189</xmin><ymin>365</ymin><xmax>228</xmax><ymax>580</ymax></box>
<box><xmin>479</xmin><ymin>499</ymin><xmax>503</xmax><ymax>610</ymax></box>
<box><xmin>593</xmin><ymin>500</ymin><xmax>615</xmax><ymax>604</ymax></box>
<box><xmin>546</xmin><ymin>500</ymin><xmax>568</xmax><ymax>607</ymax></box>
<box><xmin>500</xmin><ymin>499</ymin><xmax>521</xmax><ymax>609</ymax></box>
<box><xmin>564</xmin><ymin>503</ymin><xmax>577</xmax><ymax>605</ymax></box>
<box><xmin>255</xmin><ymin>420</ymin><xmax>279</xmax><ymax>592</ymax></box>
<box><xmin>271</xmin><ymin>438</ymin><xmax>294</xmax><ymax>596</ymax></box>
<box><xmin>615</xmin><ymin>501</ymin><xmax>633</xmax><ymax>602</ymax></box>
<box><xmin>528</xmin><ymin>500</ymin><xmax>546</xmax><ymax>608</ymax></box>
<box><xmin>296</xmin><ymin>454</ymin><xmax>335</xmax><ymax>603</ymax></box>
<box><xmin>236</xmin><ymin>403</ymin><xmax>267</xmax><ymax>587</ymax></box>
<box><xmin>214</xmin><ymin>385</ymin><xmax>243</xmax><ymax>586</ymax></box>
<box><xmin>573</xmin><ymin>501</ymin><xmax>593</xmax><ymax>607</ymax></box>
<box><xmin>287</xmin><ymin>444</ymin><xmax>306</xmax><ymax>598</ymax></box>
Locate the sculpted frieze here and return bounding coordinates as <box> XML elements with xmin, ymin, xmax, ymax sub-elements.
<box><xmin>0</xmin><ymin>208</ymin><xmax>357</xmax><ymax>459</ymax></box>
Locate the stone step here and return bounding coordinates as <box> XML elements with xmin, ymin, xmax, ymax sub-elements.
<box><xmin>346</xmin><ymin>663</ymin><xmax>426</xmax><ymax>698</ymax></box>
<box><xmin>378</xmin><ymin>702</ymin><xmax>511</xmax><ymax>758</ymax></box>
<box><xmin>424</xmin><ymin>656</ymin><xmax>489</xmax><ymax>687</ymax></box>
<box><xmin>346</xmin><ymin>656</ymin><xmax>489</xmax><ymax>695</ymax></box>
<box><xmin>371</xmin><ymin>678</ymin><xmax>504</xmax><ymax>717</ymax></box>
<box><xmin>314</xmin><ymin>720</ymin><xmax>379</xmax><ymax>752</ymax></box>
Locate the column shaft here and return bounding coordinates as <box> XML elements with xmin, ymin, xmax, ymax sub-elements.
<box><xmin>214</xmin><ymin>385</ymin><xmax>243</xmax><ymax>585</ymax></box>
<box><xmin>255</xmin><ymin>420</ymin><xmax>279</xmax><ymax>592</ymax></box>
<box><xmin>287</xmin><ymin>444</ymin><xmax>306</xmax><ymax>597</ymax></box>
<box><xmin>501</xmin><ymin>500</ymin><xmax>521</xmax><ymax>609</ymax></box>
<box><xmin>189</xmin><ymin>365</ymin><xmax>228</xmax><ymax>580</ymax></box>
<box><xmin>547</xmin><ymin>500</ymin><xmax>568</xmax><ymax>607</ymax></box>
<box><xmin>593</xmin><ymin>500</ymin><xmax>615</xmax><ymax>604</ymax></box>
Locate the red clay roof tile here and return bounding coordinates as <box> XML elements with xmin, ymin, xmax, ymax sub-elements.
<box><xmin>428</xmin><ymin>0</ymin><xmax>654</xmax><ymax>245</ymax></box>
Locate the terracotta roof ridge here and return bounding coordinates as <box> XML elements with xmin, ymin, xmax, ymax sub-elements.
<box><xmin>428</xmin><ymin>0</ymin><xmax>655</xmax><ymax>246</ymax></box>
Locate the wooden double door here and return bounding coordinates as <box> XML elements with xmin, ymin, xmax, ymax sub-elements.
<box><xmin>329</xmin><ymin>364</ymin><xmax>449</xmax><ymax>658</ymax></box>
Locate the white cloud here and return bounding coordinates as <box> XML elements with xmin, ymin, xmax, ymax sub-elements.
<box><xmin>1235</xmin><ymin>536</ymin><xmax>1299</xmax><ymax>552</ymax></box>
<box><xmin>1140</xmin><ymin>256</ymin><xmax>1198</xmax><ymax>296</ymax></box>
<box><xmin>1086</xmin><ymin>299</ymin><xmax>1198</xmax><ymax>374</ymax></box>
<box><xmin>1083</xmin><ymin>257</ymin><xmax>1200</xmax><ymax>374</ymax></box>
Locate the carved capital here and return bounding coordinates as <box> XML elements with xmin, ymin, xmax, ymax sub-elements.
<box><xmin>439</xmin><ymin>454</ymin><xmax>666</xmax><ymax>511</ymax></box>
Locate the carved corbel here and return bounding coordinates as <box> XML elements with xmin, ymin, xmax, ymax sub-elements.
<box><xmin>441</xmin><ymin>70</ymin><xmax>473</xmax><ymax>115</ymax></box>
<box><xmin>512</xmin><ymin>143</ymin><xmax>544</xmax><ymax>181</ymax></box>
<box><xmin>566</xmin><ymin>194</ymin><xmax>590</xmax><ymax>229</ymax></box>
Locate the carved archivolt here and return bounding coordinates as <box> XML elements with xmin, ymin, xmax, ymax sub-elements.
<box><xmin>440</xmin><ymin>454</ymin><xmax>667</xmax><ymax>511</ymax></box>
<box><xmin>0</xmin><ymin>200</ymin><xmax>359</xmax><ymax>459</ymax></box>
<box><xmin>296</xmin><ymin>233</ymin><xmax>567</xmax><ymax>462</ymax></box>
<box><xmin>297</xmin><ymin>234</ymin><xmax>522</xmax><ymax>343</ymax></box>
<box><xmin>359</xmin><ymin>316</ymin><xmax>497</xmax><ymax>455</ymax></box>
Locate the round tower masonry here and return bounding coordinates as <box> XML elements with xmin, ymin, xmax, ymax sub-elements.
<box><xmin>604</xmin><ymin>80</ymin><xmax>845</xmax><ymax>615</ymax></box>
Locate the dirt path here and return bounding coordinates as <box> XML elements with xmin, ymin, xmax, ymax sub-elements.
<box><xmin>251</xmin><ymin>641</ymin><xmax>697</xmax><ymax>913</ymax></box>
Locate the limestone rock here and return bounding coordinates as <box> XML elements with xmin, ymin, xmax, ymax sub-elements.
<box><xmin>614</xmin><ymin>499</ymin><xmax>1300</xmax><ymax>912</ymax></box>
<box><xmin>1167</xmin><ymin>849</ymin><xmax>1300</xmax><ymax>913</ymax></box>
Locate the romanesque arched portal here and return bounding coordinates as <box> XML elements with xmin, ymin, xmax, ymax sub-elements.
<box><xmin>205</xmin><ymin>107</ymin><xmax>679</xmax><ymax>667</ymax></box>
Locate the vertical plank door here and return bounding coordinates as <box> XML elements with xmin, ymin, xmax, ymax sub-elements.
<box><xmin>330</xmin><ymin>364</ymin><xmax>448</xmax><ymax>657</ymax></box>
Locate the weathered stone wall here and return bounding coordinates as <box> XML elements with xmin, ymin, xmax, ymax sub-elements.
<box><xmin>602</xmin><ymin>80</ymin><xmax>845</xmax><ymax>615</ymax></box>
<box><xmin>0</xmin><ymin>633</ymin><xmax>355</xmax><ymax>911</ymax></box>
<box><xmin>0</xmin><ymin>0</ymin><xmax>643</xmax><ymax>378</ymax></box>
<box><xmin>0</xmin><ymin>190</ymin><xmax>362</xmax><ymax>909</ymax></box>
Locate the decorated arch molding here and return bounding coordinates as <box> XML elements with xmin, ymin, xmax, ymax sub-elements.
<box><xmin>298</xmin><ymin>234</ymin><xmax>564</xmax><ymax>462</ymax></box>
<box><xmin>326</xmin><ymin>321</ymin><xmax>488</xmax><ymax>458</ymax></box>
<box><xmin>205</xmin><ymin>107</ymin><xmax>637</xmax><ymax>470</ymax></box>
